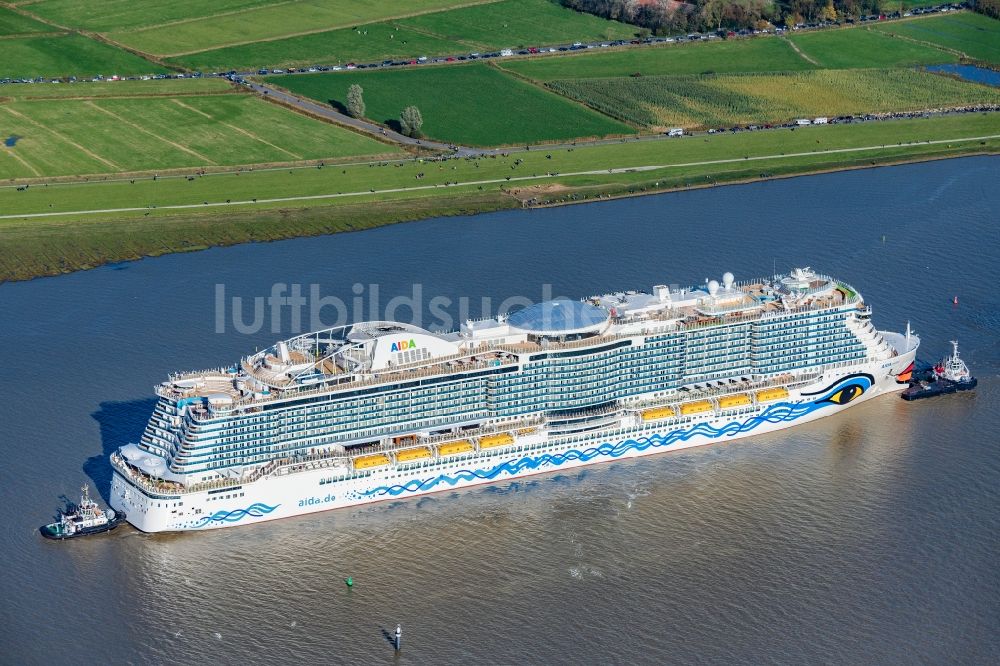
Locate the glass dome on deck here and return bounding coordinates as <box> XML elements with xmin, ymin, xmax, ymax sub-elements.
<box><xmin>506</xmin><ymin>299</ymin><xmax>609</xmax><ymax>336</ymax></box>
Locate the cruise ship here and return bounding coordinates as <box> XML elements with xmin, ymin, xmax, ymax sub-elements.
<box><xmin>110</xmin><ymin>268</ymin><xmax>918</xmax><ymax>532</ymax></box>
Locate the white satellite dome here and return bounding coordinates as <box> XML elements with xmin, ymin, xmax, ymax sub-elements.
<box><xmin>722</xmin><ymin>272</ymin><xmax>734</xmax><ymax>289</ymax></box>
<box><xmin>707</xmin><ymin>280</ymin><xmax>720</xmax><ymax>296</ymax></box>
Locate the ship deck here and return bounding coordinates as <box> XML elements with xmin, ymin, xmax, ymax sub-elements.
<box><xmin>160</xmin><ymin>273</ymin><xmax>860</xmax><ymax>413</ymax></box>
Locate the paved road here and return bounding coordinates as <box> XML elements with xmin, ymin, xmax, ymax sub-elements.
<box><xmin>5</xmin><ymin>133</ymin><xmax>997</xmax><ymax>220</ymax></box>
<box><xmin>247</xmin><ymin>81</ymin><xmax>460</xmax><ymax>153</ymax></box>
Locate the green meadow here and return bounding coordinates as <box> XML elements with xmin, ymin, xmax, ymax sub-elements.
<box><xmin>398</xmin><ymin>0</ymin><xmax>635</xmax><ymax>47</ymax></box>
<box><xmin>0</xmin><ymin>92</ymin><xmax>397</xmax><ymax>178</ymax></box>
<box><xmin>268</xmin><ymin>63</ymin><xmax>632</xmax><ymax>145</ymax></box>
<box><xmin>499</xmin><ymin>38</ymin><xmax>814</xmax><ymax>81</ymax></box>
<box><xmin>105</xmin><ymin>0</ymin><xmax>492</xmax><ymax>56</ymax></box>
<box><xmin>3</xmin><ymin>112</ymin><xmax>996</xmax><ymax>217</ymax></box>
<box><xmin>1</xmin><ymin>4</ymin><xmax>998</xmax><ymax>282</ymax></box>
<box><xmin>14</xmin><ymin>0</ymin><xmax>274</xmax><ymax>32</ymax></box>
<box><xmin>169</xmin><ymin>0</ymin><xmax>638</xmax><ymax>72</ymax></box>
<box><xmin>0</xmin><ymin>33</ymin><xmax>168</xmax><ymax>79</ymax></box>
<box><xmin>874</xmin><ymin>12</ymin><xmax>1000</xmax><ymax>63</ymax></box>
<box><xmin>0</xmin><ymin>77</ymin><xmax>234</xmax><ymax>100</ymax></box>
<box><xmin>0</xmin><ymin>6</ymin><xmax>52</xmax><ymax>35</ymax></box>
<box><xmin>2</xmin><ymin>113</ymin><xmax>997</xmax><ymax>281</ymax></box>
<box><xmin>169</xmin><ymin>25</ymin><xmax>463</xmax><ymax>73</ymax></box>
<box><xmin>788</xmin><ymin>27</ymin><xmax>959</xmax><ymax>68</ymax></box>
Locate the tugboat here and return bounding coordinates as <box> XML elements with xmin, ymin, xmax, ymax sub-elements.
<box><xmin>902</xmin><ymin>340</ymin><xmax>977</xmax><ymax>401</ymax></box>
<box><xmin>40</xmin><ymin>485</ymin><xmax>126</xmax><ymax>540</ymax></box>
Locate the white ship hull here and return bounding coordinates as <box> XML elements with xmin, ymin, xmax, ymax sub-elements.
<box><xmin>111</xmin><ymin>352</ymin><xmax>914</xmax><ymax>533</ymax></box>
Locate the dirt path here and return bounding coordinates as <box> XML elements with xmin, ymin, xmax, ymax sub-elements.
<box><xmin>873</xmin><ymin>26</ymin><xmax>967</xmax><ymax>58</ymax></box>
<box><xmin>0</xmin><ymin>31</ymin><xmax>65</xmax><ymax>40</ymax></box>
<box><xmin>2</xmin><ymin>146</ymin><xmax>42</xmax><ymax>177</ymax></box>
<box><xmin>782</xmin><ymin>36</ymin><xmax>821</xmax><ymax>66</ymax></box>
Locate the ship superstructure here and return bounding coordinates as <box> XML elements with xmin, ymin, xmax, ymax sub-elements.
<box><xmin>111</xmin><ymin>268</ymin><xmax>918</xmax><ymax>532</ymax></box>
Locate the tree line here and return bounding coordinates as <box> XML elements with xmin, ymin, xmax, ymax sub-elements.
<box><xmin>559</xmin><ymin>0</ymin><xmax>892</xmax><ymax>34</ymax></box>
<box><xmin>973</xmin><ymin>0</ymin><xmax>999</xmax><ymax>19</ymax></box>
<box><xmin>346</xmin><ymin>84</ymin><xmax>423</xmax><ymax>138</ymax></box>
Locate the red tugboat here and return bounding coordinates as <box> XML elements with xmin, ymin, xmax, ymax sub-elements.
<box><xmin>40</xmin><ymin>485</ymin><xmax>126</xmax><ymax>540</ymax></box>
<box><xmin>902</xmin><ymin>340</ymin><xmax>977</xmax><ymax>401</ymax></box>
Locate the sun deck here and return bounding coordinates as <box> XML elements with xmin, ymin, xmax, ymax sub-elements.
<box><xmin>157</xmin><ymin>269</ymin><xmax>862</xmax><ymax>413</ymax></box>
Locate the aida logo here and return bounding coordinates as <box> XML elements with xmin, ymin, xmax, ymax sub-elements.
<box><xmin>390</xmin><ymin>339</ymin><xmax>417</xmax><ymax>352</ymax></box>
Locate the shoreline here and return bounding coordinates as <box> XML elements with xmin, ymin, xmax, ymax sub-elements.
<box><xmin>1</xmin><ymin>148</ymin><xmax>995</xmax><ymax>285</ymax></box>
<box><xmin>522</xmin><ymin>149</ymin><xmax>1000</xmax><ymax>209</ymax></box>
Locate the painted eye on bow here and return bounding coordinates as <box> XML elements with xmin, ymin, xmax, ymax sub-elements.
<box><xmin>825</xmin><ymin>383</ymin><xmax>863</xmax><ymax>405</ymax></box>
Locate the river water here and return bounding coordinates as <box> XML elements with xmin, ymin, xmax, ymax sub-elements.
<box><xmin>1</xmin><ymin>157</ymin><xmax>998</xmax><ymax>665</ymax></box>
<box><xmin>926</xmin><ymin>64</ymin><xmax>1000</xmax><ymax>87</ymax></box>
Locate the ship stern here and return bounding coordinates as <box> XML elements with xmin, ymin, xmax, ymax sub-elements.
<box><xmin>110</xmin><ymin>469</ymin><xmax>174</xmax><ymax>533</ymax></box>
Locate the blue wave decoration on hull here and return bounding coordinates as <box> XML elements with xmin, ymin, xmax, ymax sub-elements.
<box><xmin>358</xmin><ymin>374</ymin><xmax>873</xmax><ymax>500</ymax></box>
<box><xmin>192</xmin><ymin>502</ymin><xmax>279</xmax><ymax>528</ymax></box>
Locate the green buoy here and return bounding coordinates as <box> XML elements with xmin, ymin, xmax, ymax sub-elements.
<box><xmin>345</xmin><ymin>576</ymin><xmax>353</xmax><ymax>587</ymax></box>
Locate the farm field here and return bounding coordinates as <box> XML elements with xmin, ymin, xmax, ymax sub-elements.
<box><xmin>104</xmin><ymin>0</ymin><xmax>497</xmax><ymax>57</ymax></box>
<box><xmin>788</xmin><ymin>26</ymin><xmax>959</xmax><ymax>68</ymax></box>
<box><xmin>12</xmin><ymin>0</ymin><xmax>275</xmax><ymax>32</ymax></box>
<box><xmin>4</xmin><ymin>113</ymin><xmax>997</xmax><ymax>217</ymax></box>
<box><xmin>547</xmin><ymin>69</ymin><xmax>1000</xmax><ymax>129</ymax></box>
<box><xmin>398</xmin><ymin>0</ymin><xmax>635</xmax><ymax>48</ymax></box>
<box><xmin>0</xmin><ymin>92</ymin><xmax>397</xmax><ymax>178</ymax></box>
<box><xmin>0</xmin><ymin>6</ymin><xmax>52</xmax><ymax>34</ymax></box>
<box><xmin>267</xmin><ymin>63</ymin><xmax>632</xmax><ymax>145</ymax></box>
<box><xmin>874</xmin><ymin>12</ymin><xmax>1000</xmax><ymax>63</ymax></box>
<box><xmin>0</xmin><ymin>33</ymin><xmax>168</xmax><ymax>79</ymax></box>
<box><xmin>2</xmin><ymin>113</ymin><xmax>997</xmax><ymax>281</ymax></box>
<box><xmin>499</xmin><ymin>38</ymin><xmax>814</xmax><ymax>81</ymax></box>
<box><xmin>0</xmin><ymin>78</ymin><xmax>234</xmax><ymax>100</ymax></box>
<box><xmin>169</xmin><ymin>25</ymin><xmax>465</xmax><ymax>73</ymax></box>
<box><xmin>169</xmin><ymin>0</ymin><xmax>639</xmax><ymax>72</ymax></box>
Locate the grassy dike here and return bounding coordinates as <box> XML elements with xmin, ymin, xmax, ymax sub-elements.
<box><xmin>1</xmin><ymin>112</ymin><xmax>998</xmax><ymax>282</ymax></box>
